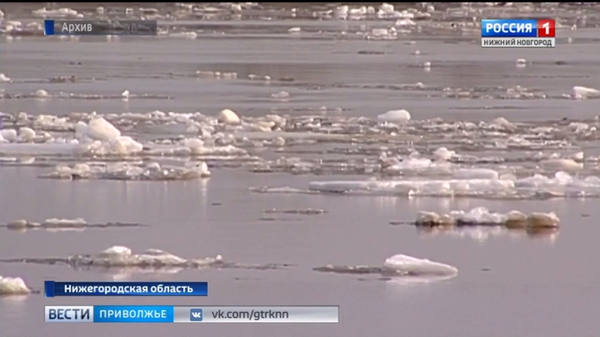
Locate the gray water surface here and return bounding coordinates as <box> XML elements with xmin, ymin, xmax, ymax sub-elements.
<box><xmin>1</xmin><ymin>2</ymin><xmax>600</xmax><ymax>337</ymax></box>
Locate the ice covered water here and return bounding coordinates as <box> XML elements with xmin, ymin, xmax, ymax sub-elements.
<box><xmin>0</xmin><ymin>245</ymin><xmax>291</xmax><ymax>272</ymax></box>
<box><xmin>2</xmin><ymin>3</ymin><xmax>600</xmax><ymax>337</ymax></box>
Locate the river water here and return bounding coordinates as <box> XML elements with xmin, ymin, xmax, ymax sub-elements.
<box><xmin>1</xmin><ymin>2</ymin><xmax>600</xmax><ymax>337</ymax></box>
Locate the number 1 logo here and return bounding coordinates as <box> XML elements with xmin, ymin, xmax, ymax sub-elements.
<box><xmin>538</xmin><ymin>19</ymin><xmax>555</xmax><ymax>37</ymax></box>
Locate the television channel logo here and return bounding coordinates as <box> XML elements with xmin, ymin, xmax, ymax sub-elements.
<box><xmin>481</xmin><ymin>19</ymin><xmax>555</xmax><ymax>48</ymax></box>
<box><xmin>190</xmin><ymin>308</ymin><xmax>203</xmax><ymax>321</ymax></box>
<box><xmin>45</xmin><ymin>306</ymin><xmax>94</xmax><ymax>322</ymax></box>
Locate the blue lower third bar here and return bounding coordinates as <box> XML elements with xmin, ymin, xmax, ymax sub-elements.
<box><xmin>45</xmin><ymin>281</ymin><xmax>207</xmax><ymax>297</ymax></box>
<box><xmin>94</xmin><ymin>306</ymin><xmax>174</xmax><ymax>323</ymax></box>
<box><xmin>44</xmin><ymin>20</ymin><xmax>54</xmax><ymax>35</ymax></box>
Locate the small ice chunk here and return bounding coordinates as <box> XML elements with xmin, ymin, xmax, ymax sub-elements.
<box><xmin>491</xmin><ymin>117</ymin><xmax>516</xmax><ymax>131</ymax></box>
<box><xmin>0</xmin><ymin>73</ymin><xmax>11</xmax><ymax>82</ymax></box>
<box><xmin>183</xmin><ymin>138</ymin><xmax>204</xmax><ymax>152</ymax></box>
<box><xmin>18</xmin><ymin>127</ymin><xmax>36</xmax><ymax>142</ymax></box>
<box><xmin>288</xmin><ymin>27</ymin><xmax>301</xmax><ymax>33</ymax></box>
<box><xmin>540</xmin><ymin>158</ymin><xmax>583</xmax><ymax>171</ymax></box>
<box><xmin>0</xmin><ymin>276</ymin><xmax>31</xmax><ymax>295</ymax></box>
<box><xmin>169</xmin><ymin>31</ymin><xmax>198</xmax><ymax>39</ymax></box>
<box><xmin>433</xmin><ymin>147</ymin><xmax>456</xmax><ymax>161</ymax></box>
<box><xmin>416</xmin><ymin>211</ymin><xmax>456</xmax><ymax>227</ymax></box>
<box><xmin>527</xmin><ymin>212</ymin><xmax>560</xmax><ymax>228</ymax></box>
<box><xmin>218</xmin><ymin>108</ymin><xmax>241</xmax><ymax>124</ymax></box>
<box><xmin>271</xmin><ymin>91</ymin><xmax>290</xmax><ymax>99</ymax></box>
<box><xmin>568</xmin><ymin>122</ymin><xmax>589</xmax><ymax>133</ymax></box>
<box><xmin>139</xmin><ymin>249</ymin><xmax>187</xmax><ymax>265</ymax></box>
<box><xmin>516</xmin><ymin>58</ymin><xmax>527</xmax><ymax>67</ymax></box>
<box><xmin>383</xmin><ymin>254</ymin><xmax>458</xmax><ymax>276</ymax></box>
<box><xmin>75</xmin><ymin>121</ymin><xmax>89</xmax><ymax>140</ymax></box>
<box><xmin>121</xmin><ymin>90</ymin><xmax>130</xmax><ymax>99</ymax></box>
<box><xmin>573</xmin><ymin>86</ymin><xmax>600</xmax><ymax>99</ymax></box>
<box><xmin>395</xmin><ymin>18</ymin><xmax>416</xmax><ymax>26</ymax></box>
<box><xmin>110</xmin><ymin>136</ymin><xmax>143</xmax><ymax>155</ymax></box>
<box><xmin>0</xmin><ymin>129</ymin><xmax>18</xmax><ymax>142</ymax></box>
<box><xmin>377</xmin><ymin>109</ymin><xmax>411</xmax><ymax>122</ymax></box>
<box><xmin>99</xmin><ymin>245</ymin><xmax>132</xmax><ymax>257</ymax></box>
<box><xmin>87</xmin><ymin>117</ymin><xmax>121</xmax><ymax>141</ymax></box>
<box><xmin>505</xmin><ymin>210</ymin><xmax>528</xmax><ymax>228</ymax></box>
<box><xmin>7</xmin><ymin>219</ymin><xmax>31</xmax><ymax>229</ymax></box>
<box><xmin>572</xmin><ymin>152</ymin><xmax>584</xmax><ymax>161</ymax></box>
<box><xmin>35</xmin><ymin>89</ymin><xmax>49</xmax><ymax>97</ymax></box>
<box><xmin>42</xmin><ymin>218</ymin><xmax>87</xmax><ymax>227</ymax></box>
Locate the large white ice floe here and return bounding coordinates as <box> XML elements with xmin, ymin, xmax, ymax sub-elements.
<box><xmin>377</xmin><ymin>109</ymin><xmax>411</xmax><ymax>122</ymax></box>
<box><xmin>0</xmin><ymin>116</ymin><xmax>144</xmax><ymax>157</ymax></box>
<box><xmin>573</xmin><ymin>86</ymin><xmax>600</xmax><ymax>99</ymax></box>
<box><xmin>0</xmin><ymin>276</ymin><xmax>31</xmax><ymax>295</ymax></box>
<box><xmin>383</xmin><ymin>254</ymin><xmax>458</xmax><ymax>276</ymax></box>
<box><xmin>307</xmin><ymin>171</ymin><xmax>600</xmax><ymax>198</ymax></box>
<box><xmin>414</xmin><ymin>207</ymin><xmax>560</xmax><ymax>229</ymax></box>
<box><xmin>45</xmin><ymin>161</ymin><xmax>210</xmax><ymax>180</ymax></box>
<box><xmin>69</xmin><ymin>246</ymin><xmax>221</xmax><ymax>267</ymax></box>
<box><xmin>0</xmin><ymin>246</ymin><xmax>290</xmax><ymax>272</ymax></box>
<box><xmin>314</xmin><ymin>254</ymin><xmax>457</xmax><ymax>281</ymax></box>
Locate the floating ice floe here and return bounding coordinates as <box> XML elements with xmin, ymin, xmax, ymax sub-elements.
<box><xmin>377</xmin><ymin>109</ymin><xmax>411</xmax><ymax>122</ymax></box>
<box><xmin>306</xmin><ymin>170</ymin><xmax>600</xmax><ymax>199</ymax></box>
<box><xmin>196</xmin><ymin>70</ymin><xmax>238</xmax><ymax>80</ymax></box>
<box><xmin>48</xmin><ymin>246</ymin><xmax>221</xmax><ymax>268</ymax></box>
<box><xmin>0</xmin><ymin>129</ymin><xmax>18</xmax><ymax>142</ymax></box>
<box><xmin>383</xmin><ymin>254</ymin><xmax>457</xmax><ymax>276</ymax></box>
<box><xmin>44</xmin><ymin>161</ymin><xmax>210</xmax><ymax>180</ymax></box>
<box><xmin>490</xmin><ymin>117</ymin><xmax>517</xmax><ymax>131</ymax></box>
<box><xmin>5</xmin><ymin>218</ymin><xmax>143</xmax><ymax>231</ymax></box>
<box><xmin>33</xmin><ymin>115</ymin><xmax>73</xmax><ymax>131</ymax></box>
<box><xmin>414</xmin><ymin>207</ymin><xmax>559</xmax><ymax>229</ymax></box>
<box><xmin>0</xmin><ymin>246</ymin><xmax>289</xmax><ymax>272</ymax></box>
<box><xmin>573</xmin><ymin>86</ymin><xmax>600</xmax><ymax>99</ymax></box>
<box><xmin>314</xmin><ymin>254</ymin><xmax>457</xmax><ymax>281</ymax></box>
<box><xmin>32</xmin><ymin>7</ymin><xmax>83</xmax><ymax>18</ymax></box>
<box><xmin>169</xmin><ymin>31</ymin><xmax>198</xmax><ymax>39</ymax></box>
<box><xmin>433</xmin><ymin>147</ymin><xmax>456</xmax><ymax>161</ymax></box>
<box><xmin>271</xmin><ymin>91</ymin><xmax>290</xmax><ymax>99</ymax></box>
<box><xmin>540</xmin><ymin>158</ymin><xmax>583</xmax><ymax>171</ymax></box>
<box><xmin>35</xmin><ymin>89</ymin><xmax>49</xmax><ymax>98</ymax></box>
<box><xmin>264</xmin><ymin>208</ymin><xmax>326</xmax><ymax>215</ymax></box>
<box><xmin>218</xmin><ymin>109</ymin><xmax>241</xmax><ymax>124</ymax></box>
<box><xmin>516</xmin><ymin>58</ymin><xmax>527</xmax><ymax>68</ymax></box>
<box><xmin>0</xmin><ymin>73</ymin><xmax>11</xmax><ymax>82</ymax></box>
<box><xmin>288</xmin><ymin>27</ymin><xmax>301</xmax><ymax>33</ymax></box>
<box><xmin>395</xmin><ymin>18</ymin><xmax>416</xmax><ymax>27</ymax></box>
<box><xmin>0</xmin><ymin>276</ymin><xmax>30</xmax><ymax>295</ymax></box>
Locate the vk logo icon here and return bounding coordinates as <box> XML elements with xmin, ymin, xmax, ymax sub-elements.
<box><xmin>190</xmin><ymin>308</ymin><xmax>203</xmax><ymax>321</ymax></box>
